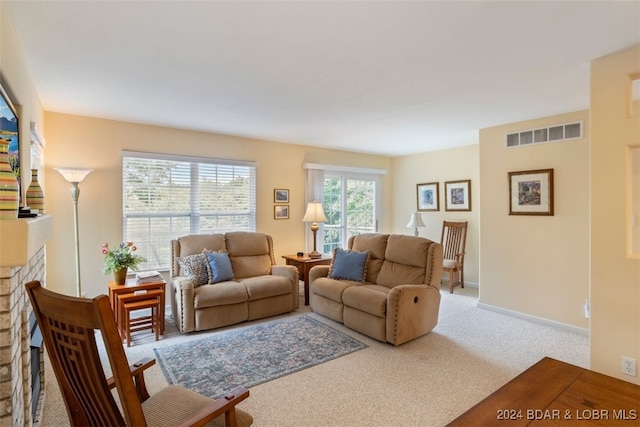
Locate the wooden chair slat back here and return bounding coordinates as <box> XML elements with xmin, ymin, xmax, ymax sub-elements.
<box><xmin>441</xmin><ymin>221</ymin><xmax>468</xmax><ymax>261</ymax></box>
<box><xmin>26</xmin><ymin>281</ymin><xmax>147</xmax><ymax>426</ymax></box>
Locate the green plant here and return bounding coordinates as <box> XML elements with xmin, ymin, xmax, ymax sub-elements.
<box><xmin>101</xmin><ymin>241</ymin><xmax>146</xmax><ymax>274</ymax></box>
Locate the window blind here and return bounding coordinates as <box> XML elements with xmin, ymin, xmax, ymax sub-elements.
<box><xmin>122</xmin><ymin>151</ymin><xmax>256</xmax><ymax>270</ymax></box>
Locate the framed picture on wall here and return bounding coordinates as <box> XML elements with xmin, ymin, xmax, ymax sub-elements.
<box><xmin>274</xmin><ymin>188</ymin><xmax>289</xmax><ymax>203</ymax></box>
<box><xmin>274</xmin><ymin>205</ymin><xmax>289</xmax><ymax>219</ymax></box>
<box><xmin>508</xmin><ymin>169</ymin><xmax>554</xmax><ymax>216</ymax></box>
<box><xmin>416</xmin><ymin>182</ymin><xmax>439</xmax><ymax>211</ymax></box>
<box><xmin>444</xmin><ymin>179</ymin><xmax>471</xmax><ymax>211</ymax></box>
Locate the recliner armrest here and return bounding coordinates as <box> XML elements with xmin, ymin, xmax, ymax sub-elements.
<box><xmin>309</xmin><ymin>265</ymin><xmax>330</xmax><ymax>285</ymax></box>
<box><xmin>271</xmin><ymin>265</ymin><xmax>300</xmax><ymax>309</ymax></box>
<box><xmin>386</xmin><ymin>284</ymin><xmax>440</xmax><ymax>345</ymax></box>
<box><xmin>171</xmin><ymin>277</ymin><xmax>197</xmax><ymax>333</ymax></box>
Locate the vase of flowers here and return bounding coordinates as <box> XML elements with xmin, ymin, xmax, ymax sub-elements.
<box><xmin>102</xmin><ymin>241</ymin><xmax>146</xmax><ymax>285</ymax></box>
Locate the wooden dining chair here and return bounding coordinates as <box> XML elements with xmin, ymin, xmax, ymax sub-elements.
<box><xmin>440</xmin><ymin>221</ymin><xmax>468</xmax><ymax>293</ymax></box>
<box><xmin>25</xmin><ymin>280</ymin><xmax>253</xmax><ymax>427</ymax></box>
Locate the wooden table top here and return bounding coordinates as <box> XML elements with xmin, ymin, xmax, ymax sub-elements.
<box><xmin>281</xmin><ymin>253</ymin><xmax>332</xmax><ymax>263</ymax></box>
<box><xmin>447</xmin><ymin>357</ymin><xmax>640</xmax><ymax>426</ymax></box>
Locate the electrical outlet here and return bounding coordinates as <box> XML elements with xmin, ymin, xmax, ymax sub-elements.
<box><xmin>584</xmin><ymin>299</ymin><xmax>590</xmax><ymax>319</ymax></box>
<box><xmin>622</xmin><ymin>356</ymin><xmax>637</xmax><ymax>377</ymax></box>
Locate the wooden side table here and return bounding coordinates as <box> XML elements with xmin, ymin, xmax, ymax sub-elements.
<box><xmin>108</xmin><ymin>278</ymin><xmax>166</xmax><ymax>335</ymax></box>
<box><xmin>282</xmin><ymin>253</ymin><xmax>332</xmax><ymax>305</ymax></box>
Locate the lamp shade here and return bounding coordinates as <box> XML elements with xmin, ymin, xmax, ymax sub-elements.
<box><xmin>55</xmin><ymin>167</ymin><xmax>94</xmax><ymax>183</ymax></box>
<box><xmin>406</xmin><ymin>212</ymin><xmax>425</xmax><ymax>228</ymax></box>
<box><xmin>302</xmin><ymin>201</ymin><xmax>327</xmax><ymax>223</ymax></box>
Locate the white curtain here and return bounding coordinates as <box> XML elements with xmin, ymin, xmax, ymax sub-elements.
<box><xmin>304</xmin><ymin>167</ymin><xmax>324</xmax><ymax>253</ymax></box>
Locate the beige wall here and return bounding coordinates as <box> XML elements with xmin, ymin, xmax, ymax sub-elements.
<box><xmin>590</xmin><ymin>46</ymin><xmax>640</xmax><ymax>384</ymax></box>
<box><xmin>0</xmin><ymin>5</ymin><xmax>45</xmax><ymax>195</ymax></box>
<box><xmin>479</xmin><ymin>111</ymin><xmax>590</xmax><ymax>331</ymax></box>
<box><xmin>43</xmin><ymin>113</ymin><xmax>392</xmax><ymax>297</ymax></box>
<box><xmin>5</xmin><ymin>0</ymin><xmax>640</xmax><ymax>383</ymax></box>
<box><xmin>392</xmin><ymin>145</ymin><xmax>480</xmax><ymax>286</ymax></box>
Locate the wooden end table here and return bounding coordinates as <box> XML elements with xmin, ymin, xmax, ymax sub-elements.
<box><xmin>282</xmin><ymin>253</ymin><xmax>332</xmax><ymax>305</ymax></box>
<box><xmin>108</xmin><ymin>277</ymin><xmax>166</xmax><ymax>337</ymax></box>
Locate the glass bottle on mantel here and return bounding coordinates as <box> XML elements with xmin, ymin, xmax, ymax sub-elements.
<box><xmin>0</xmin><ymin>141</ymin><xmax>19</xmax><ymax>220</ymax></box>
<box><xmin>26</xmin><ymin>168</ymin><xmax>44</xmax><ymax>213</ymax></box>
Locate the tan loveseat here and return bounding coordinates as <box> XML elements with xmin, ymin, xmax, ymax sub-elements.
<box><xmin>170</xmin><ymin>232</ymin><xmax>299</xmax><ymax>333</ymax></box>
<box><xmin>309</xmin><ymin>233</ymin><xmax>443</xmax><ymax>346</ymax></box>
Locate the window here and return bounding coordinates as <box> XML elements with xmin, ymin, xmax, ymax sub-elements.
<box><xmin>322</xmin><ymin>173</ymin><xmax>378</xmax><ymax>253</ymax></box>
<box><xmin>122</xmin><ymin>151</ymin><xmax>256</xmax><ymax>270</ymax></box>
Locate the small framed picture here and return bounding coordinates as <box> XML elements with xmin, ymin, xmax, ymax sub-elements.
<box><xmin>274</xmin><ymin>189</ymin><xmax>289</xmax><ymax>203</ymax></box>
<box><xmin>274</xmin><ymin>205</ymin><xmax>289</xmax><ymax>219</ymax></box>
<box><xmin>416</xmin><ymin>182</ymin><xmax>439</xmax><ymax>211</ymax></box>
<box><xmin>444</xmin><ymin>179</ymin><xmax>471</xmax><ymax>211</ymax></box>
<box><xmin>508</xmin><ymin>169</ymin><xmax>554</xmax><ymax>216</ymax></box>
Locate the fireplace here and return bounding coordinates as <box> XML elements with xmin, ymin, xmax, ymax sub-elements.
<box><xmin>29</xmin><ymin>311</ymin><xmax>43</xmax><ymax>421</ymax></box>
<box><xmin>0</xmin><ymin>214</ymin><xmax>52</xmax><ymax>427</ymax></box>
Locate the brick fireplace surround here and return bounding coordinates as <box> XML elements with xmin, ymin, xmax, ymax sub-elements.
<box><xmin>0</xmin><ymin>215</ymin><xmax>53</xmax><ymax>426</ymax></box>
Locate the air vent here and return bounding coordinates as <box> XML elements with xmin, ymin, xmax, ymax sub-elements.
<box><xmin>506</xmin><ymin>121</ymin><xmax>583</xmax><ymax>148</ymax></box>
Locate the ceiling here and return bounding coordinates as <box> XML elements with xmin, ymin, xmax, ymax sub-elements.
<box><xmin>3</xmin><ymin>1</ymin><xmax>639</xmax><ymax>156</ymax></box>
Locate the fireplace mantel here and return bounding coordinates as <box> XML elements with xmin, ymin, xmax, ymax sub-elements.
<box><xmin>0</xmin><ymin>214</ymin><xmax>53</xmax><ymax>267</ymax></box>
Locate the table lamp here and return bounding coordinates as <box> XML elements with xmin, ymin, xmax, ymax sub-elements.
<box><xmin>302</xmin><ymin>201</ymin><xmax>327</xmax><ymax>258</ymax></box>
<box><xmin>407</xmin><ymin>212</ymin><xmax>425</xmax><ymax>237</ymax></box>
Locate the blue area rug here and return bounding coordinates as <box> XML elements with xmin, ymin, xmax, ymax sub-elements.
<box><xmin>154</xmin><ymin>314</ymin><xmax>367</xmax><ymax>399</ymax></box>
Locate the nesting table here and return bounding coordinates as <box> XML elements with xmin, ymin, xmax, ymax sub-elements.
<box><xmin>107</xmin><ymin>278</ymin><xmax>166</xmax><ymax>338</ymax></box>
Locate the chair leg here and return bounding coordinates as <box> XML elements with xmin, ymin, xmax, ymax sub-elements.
<box><xmin>449</xmin><ymin>271</ymin><xmax>455</xmax><ymax>293</ymax></box>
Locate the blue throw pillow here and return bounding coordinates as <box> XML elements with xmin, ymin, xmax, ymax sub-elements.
<box><xmin>205</xmin><ymin>251</ymin><xmax>234</xmax><ymax>284</ymax></box>
<box><xmin>328</xmin><ymin>248</ymin><xmax>369</xmax><ymax>282</ymax></box>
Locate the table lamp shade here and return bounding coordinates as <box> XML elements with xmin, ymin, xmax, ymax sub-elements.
<box><xmin>302</xmin><ymin>201</ymin><xmax>328</xmax><ymax>223</ymax></box>
<box><xmin>406</xmin><ymin>212</ymin><xmax>425</xmax><ymax>228</ymax></box>
<box><xmin>407</xmin><ymin>212</ymin><xmax>425</xmax><ymax>236</ymax></box>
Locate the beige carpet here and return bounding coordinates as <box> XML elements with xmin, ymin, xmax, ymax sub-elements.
<box><xmin>37</xmin><ymin>285</ymin><xmax>588</xmax><ymax>427</ymax></box>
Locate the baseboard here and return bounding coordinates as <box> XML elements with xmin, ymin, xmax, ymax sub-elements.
<box><xmin>476</xmin><ymin>302</ymin><xmax>589</xmax><ymax>336</ymax></box>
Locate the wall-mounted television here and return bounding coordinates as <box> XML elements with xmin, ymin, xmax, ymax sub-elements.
<box><xmin>0</xmin><ymin>80</ymin><xmax>20</xmax><ymax>196</ymax></box>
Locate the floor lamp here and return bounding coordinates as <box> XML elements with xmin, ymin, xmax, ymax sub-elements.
<box><xmin>302</xmin><ymin>201</ymin><xmax>327</xmax><ymax>258</ymax></box>
<box><xmin>55</xmin><ymin>167</ymin><xmax>93</xmax><ymax>297</ymax></box>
